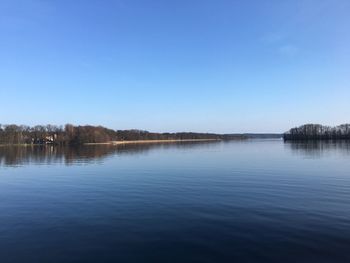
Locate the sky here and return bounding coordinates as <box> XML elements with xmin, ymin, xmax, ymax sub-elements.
<box><xmin>0</xmin><ymin>0</ymin><xmax>349</xmax><ymax>133</ymax></box>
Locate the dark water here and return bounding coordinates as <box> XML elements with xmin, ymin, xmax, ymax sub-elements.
<box><xmin>1</xmin><ymin>140</ymin><xmax>350</xmax><ymax>263</ymax></box>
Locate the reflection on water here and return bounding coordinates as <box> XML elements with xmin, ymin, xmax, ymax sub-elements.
<box><xmin>285</xmin><ymin>140</ymin><xmax>350</xmax><ymax>158</ymax></box>
<box><xmin>1</xmin><ymin>139</ymin><xmax>350</xmax><ymax>263</ymax></box>
<box><xmin>2</xmin><ymin>140</ymin><xmax>350</xmax><ymax>167</ymax></box>
<box><xmin>0</xmin><ymin>141</ymin><xmax>221</xmax><ymax>167</ymax></box>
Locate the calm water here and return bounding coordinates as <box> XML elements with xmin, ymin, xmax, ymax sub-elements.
<box><xmin>1</xmin><ymin>140</ymin><xmax>350</xmax><ymax>263</ymax></box>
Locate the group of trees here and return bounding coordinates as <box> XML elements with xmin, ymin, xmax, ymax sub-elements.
<box><xmin>0</xmin><ymin>124</ymin><xmax>118</xmax><ymax>145</ymax></box>
<box><xmin>115</xmin><ymin>130</ymin><xmax>240</xmax><ymax>141</ymax></box>
<box><xmin>0</xmin><ymin>124</ymin><xmax>245</xmax><ymax>145</ymax></box>
<box><xmin>0</xmin><ymin>125</ymin><xmax>63</xmax><ymax>145</ymax></box>
<box><xmin>284</xmin><ymin>124</ymin><xmax>350</xmax><ymax>140</ymax></box>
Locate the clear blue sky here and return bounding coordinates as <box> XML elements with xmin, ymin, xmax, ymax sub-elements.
<box><xmin>1</xmin><ymin>0</ymin><xmax>349</xmax><ymax>133</ymax></box>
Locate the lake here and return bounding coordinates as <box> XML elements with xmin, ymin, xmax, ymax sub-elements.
<box><xmin>1</xmin><ymin>139</ymin><xmax>350</xmax><ymax>263</ymax></box>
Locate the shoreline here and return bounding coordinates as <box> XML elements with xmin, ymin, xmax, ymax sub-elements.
<box><xmin>0</xmin><ymin>139</ymin><xmax>222</xmax><ymax>147</ymax></box>
<box><xmin>84</xmin><ymin>139</ymin><xmax>222</xmax><ymax>145</ymax></box>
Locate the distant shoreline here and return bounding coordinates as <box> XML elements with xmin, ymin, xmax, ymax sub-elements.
<box><xmin>0</xmin><ymin>124</ymin><xmax>248</xmax><ymax>145</ymax></box>
<box><xmin>84</xmin><ymin>139</ymin><xmax>222</xmax><ymax>145</ymax></box>
<box><xmin>0</xmin><ymin>138</ymin><xmax>224</xmax><ymax>147</ymax></box>
<box><xmin>0</xmin><ymin>123</ymin><xmax>283</xmax><ymax>146</ymax></box>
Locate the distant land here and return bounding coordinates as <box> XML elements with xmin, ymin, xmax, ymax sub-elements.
<box><xmin>4</xmin><ymin>123</ymin><xmax>350</xmax><ymax>145</ymax></box>
<box><xmin>284</xmin><ymin>124</ymin><xmax>350</xmax><ymax>140</ymax></box>
<box><xmin>0</xmin><ymin>124</ymin><xmax>283</xmax><ymax>146</ymax></box>
<box><xmin>237</xmin><ymin>133</ymin><xmax>283</xmax><ymax>139</ymax></box>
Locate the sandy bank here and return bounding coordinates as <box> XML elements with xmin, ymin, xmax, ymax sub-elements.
<box><xmin>84</xmin><ymin>139</ymin><xmax>221</xmax><ymax>145</ymax></box>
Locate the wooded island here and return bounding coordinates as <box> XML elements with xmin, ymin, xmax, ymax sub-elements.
<box><xmin>284</xmin><ymin>124</ymin><xmax>350</xmax><ymax>140</ymax></box>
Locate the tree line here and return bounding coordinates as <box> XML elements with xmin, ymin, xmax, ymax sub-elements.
<box><xmin>284</xmin><ymin>124</ymin><xmax>350</xmax><ymax>140</ymax></box>
<box><xmin>0</xmin><ymin>124</ymin><xmax>245</xmax><ymax>145</ymax></box>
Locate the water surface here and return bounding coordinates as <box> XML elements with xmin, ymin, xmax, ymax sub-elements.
<box><xmin>1</xmin><ymin>140</ymin><xmax>350</xmax><ymax>263</ymax></box>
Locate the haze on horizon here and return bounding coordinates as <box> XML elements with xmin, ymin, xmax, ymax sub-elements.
<box><xmin>1</xmin><ymin>0</ymin><xmax>349</xmax><ymax>133</ymax></box>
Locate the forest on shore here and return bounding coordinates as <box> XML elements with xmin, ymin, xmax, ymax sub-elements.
<box><xmin>0</xmin><ymin>124</ymin><xmax>245</xmax><ymax>145</ymax></box>
<box><xmin>284</xmin><ymin>124</ymin><xmax>350</xmax><ymax>140</ymax></box>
